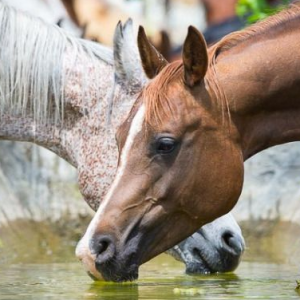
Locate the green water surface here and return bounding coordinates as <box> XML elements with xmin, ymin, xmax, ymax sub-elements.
<box><xmin>1</xmin><ymin>254</ymin><xmax>299</xmax><ymax>300</ymax></box>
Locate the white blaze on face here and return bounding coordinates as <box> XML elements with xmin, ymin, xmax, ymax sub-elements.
<box><xmin>76</xmin><ymin>105</ymin><xmax>146</xmax><ymax>261</ymax></box>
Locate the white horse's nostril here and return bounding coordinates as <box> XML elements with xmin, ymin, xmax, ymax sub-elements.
<box><xmin>222</xmin><ymin>231</ymin><xmax>244</xmax><ymax>255</ymax></box>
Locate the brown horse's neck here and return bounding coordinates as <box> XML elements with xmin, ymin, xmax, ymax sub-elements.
<box><xmin>212</xmin><ymin>13</ymin><xmax>300</xmax><ymax>160</ymax></box>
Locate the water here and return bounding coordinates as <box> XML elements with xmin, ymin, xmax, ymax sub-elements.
<box><xmin>1</xmin><ymin>254</ymin><xmax>300</xmax><ymax>300</ymax></box>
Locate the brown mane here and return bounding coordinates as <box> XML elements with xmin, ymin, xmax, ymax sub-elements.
<box><xmin>206</xmin><ymin>1</ymin><xmax>300</xmax><ymax>124</ymax></box>
<box><xmin>142</xmin><ymin>61</ymin><xmax>184</xmax><ymax>127</ymax></box>
<box><xmin>209</xmin><ymin>1</ymin><xmax>300</xmax><ymax>61</ymax></box>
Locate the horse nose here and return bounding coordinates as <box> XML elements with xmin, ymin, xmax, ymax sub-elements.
<box><xmin>221</xmin><ymin>231</ymin><xmax>245</xmax><ymax>256</ymax></box>
<box><xmin>90</xmin><ymin>234</ymin><xmax>116</xmax><ymax>266</ymax></box>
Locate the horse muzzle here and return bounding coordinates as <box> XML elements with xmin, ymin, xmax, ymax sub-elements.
<box><xmin>170</xmin><ymin>228</ymin><xmax>245</xmax><ymax>274</ymax></box>
<box><xmin>85</xmin><ymin>232</ymin><xmax>141</xmax><ymax>282</ymax></box>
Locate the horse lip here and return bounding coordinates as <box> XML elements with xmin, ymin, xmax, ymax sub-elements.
<box><xmin>104</xmin><ymin>270</ymin><xmax>139</xmax><ymax>282</ymax></box>
<box><xmin>186</xmin><ymin>247</ymin><xmax>214</xmax><ymax>274</ymax></box>
<box><xmin>109</xmin><ymin>266</ymin><xmax>139</xmax><ymax>283</ymax></box>
<box><xmin>95</xmin><ymin>258</ymin><xmax>139</xmax><ymax>282</ymax></box>
<box><xmin>186</xmin><ymin>262</ymin><xmax>211</xmax><ymax>274</ymax></box>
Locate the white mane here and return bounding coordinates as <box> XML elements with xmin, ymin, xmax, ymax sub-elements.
<box><xmin>0</xmin><ymin>2</ymin><xmax>113</xmax><ymax>124</ymax></box>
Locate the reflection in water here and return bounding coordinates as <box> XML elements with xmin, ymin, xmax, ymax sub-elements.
<box><xmin>86</xmin><ymin>283</ymin><xmax>139</xmax><ymax>300</ymax></box>
<box><xmin>1</xmin><ymin>255</ymin><xmax>299</xmax><ymax>300</ymax></box>
<box><xmin>84</xmin><ymin>265</ymin><xmax>300</xmax><ymax>300</ymax></box>
<box><xmin>1</xmin><ymin>220</ymin><xmax>300</xmax><ymax>299</ymax></box>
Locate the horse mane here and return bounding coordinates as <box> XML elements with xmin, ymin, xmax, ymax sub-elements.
<box><xmin>205</xmin><ymin>1</ymin><xmax>300</xmax><ymax>123</ymax></box>
<box><xmin>0</xmin><ymin>2</ymin><xmax>113</xmax><ymax>124</ymax></box>
<box><xmin>209</xmin><ymin>1</ymin><xmax>300</xmax><ymax>61</ymax></box>
<box><xmin>142</xmin><ymin>61</ymin><xmax>184</xmax><ymax>127</ymax></box>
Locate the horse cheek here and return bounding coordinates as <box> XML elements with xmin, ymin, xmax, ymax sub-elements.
<box><xmin>191</xmin><ymin>139</ymin><xmax>244</xmax><ymax>224</ymax></box>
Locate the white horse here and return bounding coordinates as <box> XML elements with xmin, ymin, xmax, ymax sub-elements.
<box><xmin>0</xmin><ymin>2</ymin><xmax>244</xmax><ymax>278</ymax></box>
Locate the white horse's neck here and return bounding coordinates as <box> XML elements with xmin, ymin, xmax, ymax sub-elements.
<box><xmin>0</xmin><ymin>3</ymin><xmax>139</xmax><ymax>209</ymax></box>
<box><xmin>0</xmin><ymin>2</ymin><xmax>129</xmax><ymax>165</ymax></box>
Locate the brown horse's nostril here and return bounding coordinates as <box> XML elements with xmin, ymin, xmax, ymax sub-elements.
<box><xmin>221</xmin><ymin>231</ymin><xmax>244</xmax><ymax>256</ymax></box>
<box><xmin>91</xmin><ymin>235</ymin><xmax>116</xmax><ymax>266</ymax></box>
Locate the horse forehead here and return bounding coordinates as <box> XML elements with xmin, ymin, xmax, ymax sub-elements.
<box><xmin>117</xmin><ymin>104</ymin><xmax>146</xmax><ymax>148</ymax></box>
<box><xmin>119</xmin><ymin>84</ymin><xmax>200</xmax><ymax>141</ymax></box>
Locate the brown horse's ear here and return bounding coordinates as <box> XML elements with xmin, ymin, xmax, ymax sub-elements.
<box><xmin>182</xmin><ymin>26</ymin><xmax>208</xmax><ymax>87</ymax></box>
<box><xmin>137</xmin><ymin>26</ymin><xmax>168</xmax><ymax>79</ymax></box>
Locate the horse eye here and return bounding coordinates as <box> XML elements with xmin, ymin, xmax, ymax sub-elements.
<box><xmin>156</xmin><ymin>137</ymin><xmax>177</xmax><ymax>154</ymax></box>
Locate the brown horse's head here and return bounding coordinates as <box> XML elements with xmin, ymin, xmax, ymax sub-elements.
<box><xmin>76</xmin><ymin>26</ymin><xmax>244</xmax><ymax>282</ymax></box>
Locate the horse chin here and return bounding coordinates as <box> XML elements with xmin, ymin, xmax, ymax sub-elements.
<box><xmin>95</xmin><ymin>261</ymin><xmax>139</xmax><ymax>282</ymax></box>
<box><xmin>182</xmin><ymin>246</ymin><xmax>216</xmax><ymax>275</ymax></box>
<box><xmin>185</xmin><ymin>262</ymin><xmax>212</xmax><ymax>275</ymax></box>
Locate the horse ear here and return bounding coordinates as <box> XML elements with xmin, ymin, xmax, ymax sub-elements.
<box><xmin>113</xmin><ymin>19</ymin><xmax>147</xmax><ymax>88</ymax></box>
<box><xmin>137</xmin><ymin>26</ymin><xmax>168</xmax><ymax>79</ymax></box>
<box><xmin>182</xmin><ymin>26</ymin><xmax>208</xmax><ymax>88</ymax></box>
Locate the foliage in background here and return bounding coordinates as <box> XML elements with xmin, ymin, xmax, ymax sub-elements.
<box><xmin>236</xmin><ymin>0</ymin><xmax>289</xmax><ymax>24</ymax></box>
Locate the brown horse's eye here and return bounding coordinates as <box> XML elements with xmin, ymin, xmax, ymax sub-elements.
<box><xmin>156</xmin><ymin>137</ymin><xmax>177</xmax><ymax>154</ymax></box>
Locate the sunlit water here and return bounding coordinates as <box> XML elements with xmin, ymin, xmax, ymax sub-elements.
<box><xmin>1</xmin><ymin>254</ymin><xmax>300</xmax><ymax>300</ymax></box>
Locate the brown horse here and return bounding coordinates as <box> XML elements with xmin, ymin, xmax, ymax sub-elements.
<box><xmin>76</xmin><ymin>2</ymin><xmax>300</xmax><ymax>282</ymax></box>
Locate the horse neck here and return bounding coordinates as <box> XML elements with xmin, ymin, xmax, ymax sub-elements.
<box><xmin>0</xmin><ymin>2</ymin><xmax>128</xmax><ymax>168</ymax></box>
<box><xmin>0</xmin><ymin>45</ymin><xmax>120</xmax><ymax>167</ymax></box>
<box><xmin>213</xmin><ymin>17</ymin><xmax>300</xmax><ymax>160</ymax></box>
<box><xmin>0</xmin><ymin>44</ymin><xmax>135</xmax><ymax>210</ymax></box>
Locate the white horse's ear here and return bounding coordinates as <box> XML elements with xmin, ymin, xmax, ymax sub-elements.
<box><xmin>113</xmin><ymin>19</ymin><xmax>147</xmax><ymax>89</ymax></box>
